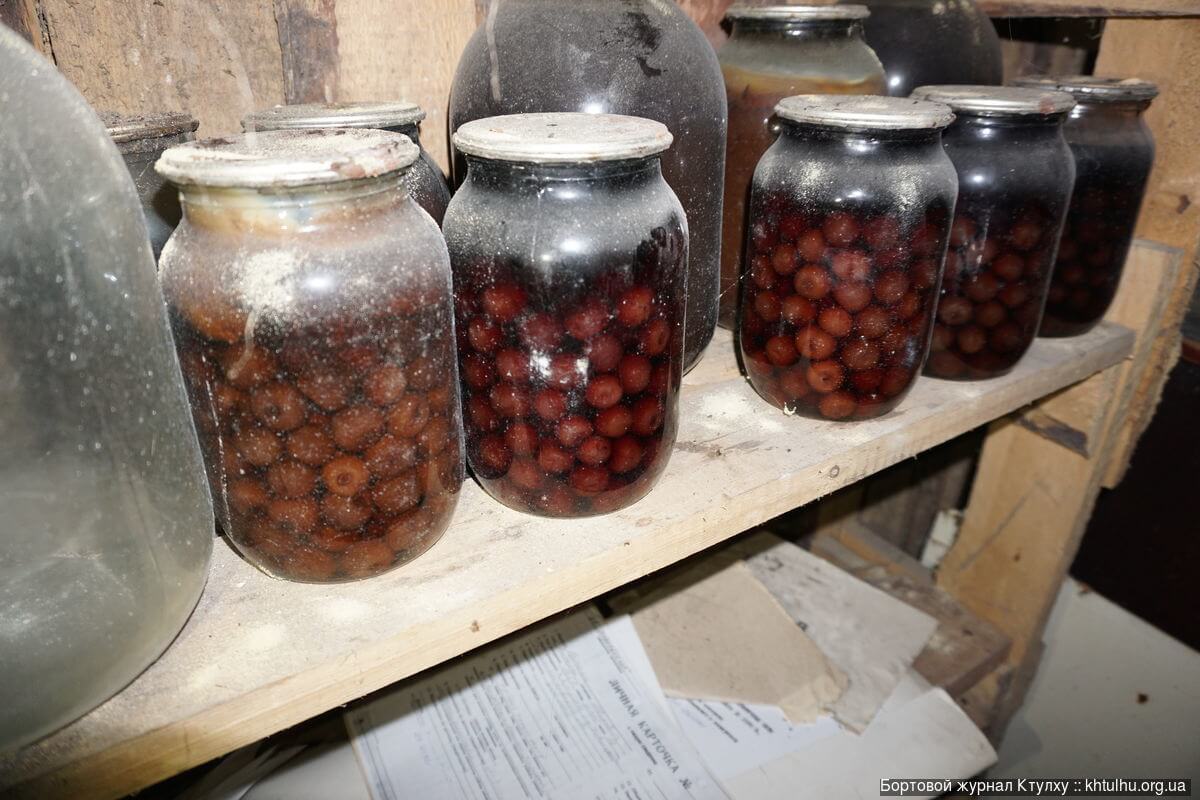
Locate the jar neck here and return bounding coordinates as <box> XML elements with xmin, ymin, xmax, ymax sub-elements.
<box><xmin>780</xmin><ymin>121</ymin><xmax>945</xmax><ymax>154</ymax></box>
<box><xmin>463</xmin><ymin>156</ymin><xmax>664</xmax><ymax>188</ymax></box>
<box><xmin>729</xmin><ymin>18</ymin><xmax>865</xmax><ymax>42</ymax></box>
<box><xmin>946</xmin><ymin>112</ymin><xmax>1067</xmax><ymax>140</ymax></box>
<box><xmin>1069</xmin><ymin>99</ymin><xmax>1151</xmax><ymax>123</ymax></box>
<box><xmin>391</xmin><ymin>122</ymin><xmax>422</xmax><ymax>147</ymax></box>
<box><xmin>179</xmin><ymin>172</ymin><xmax>407</xmax><ymax>232</ymax></box>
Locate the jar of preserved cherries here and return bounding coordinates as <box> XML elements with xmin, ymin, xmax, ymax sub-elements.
<box><xmin>1013</xmin><ymin>76</ymin><xmax>1158</xmax><ymax>336</ymax></box>
<box><xmin>156</xmin><ymin>129</ymin><xmax>464</xmax><ymax>582</ymax></box>
<box><xmin>910</xmin><ymin>86</ymin><xmax>1076</xmax><ymax>380</ymax></box>
<box><xmin>718</xmin><ymin>5</ymin><xmax>885</xmax><ymax>327</ymax></box>
<box><xmin>446</xmin><ymin>113</ymin><xmax>686</xmax><ymax>517</ymax></box>
<box><xmin>738</xmin><ymin>95</ymin><xmax>957</xmax><ymax>421</ymax></box>
<box><xmin>102</xmin><ymin>111</ymin><xmax>199</xmax><ymax>259</ymax></box>
<box><xmin>242</xmin><ymin>101</ymin><xmax>452</xmax><ymax>225</ymax></box>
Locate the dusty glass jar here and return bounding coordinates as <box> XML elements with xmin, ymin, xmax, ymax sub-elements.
<box><xmin>910</xmin><ymin>86</ymin><xmax>1076</xmax><ymax>379</ymax></box>
<box><xmin>242</xmin><ymin>101</ymin><xmax>452</xmax><ymax>225</ymax></box>
<box><xmin>738</xmin><ymin>95</ymin><xmax>957</xmax><ymax>421</ymax></box>
<box><xmin>103</xmin><ymin>111</ymin><xmax>198</xmax><ymax>259</ymax></box>
<box><xmin>446</xmin><ymin>113</ymin><xmax>686</xmax><ymax>518</ymax></box>
<box><xmin>449</xmin><ymin>0</ymin><xmax>725</xmax><ymax>373</ymax></box>
<box><xmin>156</xmin><ymin>130</ymin><xmax>464</xmax><ymax>582</ymax></box>
<box><xmin>843</xmin><ymin>0</ymin><xmax>1003</xmax><ymax>97</ymax></box>
<box><xmin>718</xmin><ymin>5</ymin><xmax>885</xmax><ymax>327</ymax></box>
<box><xmin>1014</xmin><ymin>76</ymin><xmax>1158</xmax><ymax>336</ymax></box>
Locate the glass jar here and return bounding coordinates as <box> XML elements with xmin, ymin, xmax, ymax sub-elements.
<box><xmin>738</xmin><ymin>95</ymin><xmax>957</xmax><ymax>421</ymax></box>
<box><xmin>448</xmin><ymin>0</ymin><xmax>725</xmax><ymax>373</ymax></box>
<box><xmin>1013</xmin><ymin>76</ymin><xmax>1158</xmax><ymax>337</ymax></box>
<box><xmin>718</xmin><ymin>5</ymin><xmax>885</xmax><ymax>327</ymax></box>
<box><xmin>0</xmin><ymin>28</ymin><xmax>212</xmax><ymax>750</ymax></box>
<box><xmin>242</xmin><ymin>101</ymin><xmax>452</xmax><ymax>225</ymax></box>
<box><xmin>103</xmin><ymin>111</ymin><xmax>199</xmax><ymax>259</ymax></box>
<box><xmin>910</xmin><ymin>86</ymin><xmax>1077</xmax><ymax>380</ymax></box>
<box><xmin>843</xmin><ymin>0</ymin><xmax>1003</xmax><ymax>97</ymax></box>
<box><xmin>156</xmin><ymin>130</ymin><xmax>464</xmax><ymax>582</ymax></box>
<box><xmin>446</xmin><ymin>113</ymin><xmax>686</xmax><ymax>517</ymax></box>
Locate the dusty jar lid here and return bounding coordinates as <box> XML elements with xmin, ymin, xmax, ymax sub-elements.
<box><xmin>1012</xmin><ymin>76</ymin><xmax>1159</xmax><ymax>104</ymax></box>
<box><xmin>776</xmin><ymin>95</ymin><xmax>955</xmax><ymax>131</ymax></box>
<box><xmin>155</xmin><ymin>129</ymin><xmax>419</xmax><ymax>189</ymax></box>
<box><xmin>725</xmin><ymin>4</ymin><xmax>869</xmax><ymax>21</ymax></box>
<box><xmin>911</xmin><ymin>85</ymin><xmax>1075</xmax><ymax>116</ymax></box>
<box><xmin>102</xmin><ymin>111</ymin><xmax>199</xmax><ymax>144</ymax></box>
<box><xmin>453</xmin><ymin>113</ymin><xmax>673</xmax><ymax>164</ymax></box>
<box><xmin>241</xmin><ymin>101</ymin><xmax>426</xmax><ymax>132</ymax></box>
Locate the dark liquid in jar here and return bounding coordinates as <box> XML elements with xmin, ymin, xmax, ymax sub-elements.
<box><xmin>738</xmin><ymin>194</ymin><xmax>950</xmax><ymax>420</ymax></box>
<box><xmin>455</xmin><ymin>227</ymin><xmax>684</xmax><ymax>517</ymax></box>
<box><xmin>173</xmin><ymin>298</ymin><xmax>463</xmax><ymax>582</ymax></box>
<box><xmin>925</xmin><ymin>204</ymin><xmax>1059</xmax><ymax>379</ymax></box>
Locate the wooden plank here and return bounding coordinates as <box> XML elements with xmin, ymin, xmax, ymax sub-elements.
<box><xmin>981</xmin><ymin>0</ymin><xmax>1200</xmax><ymax>16</ymax></box>
<box><xmin>273</xmin><ymin>0</ymin><xmax>340</xmax><ymax>103</ymax></box>
<box><xmin>0</xmin><ymin>0</ymin><xmax>49</xmax><ymax>55</ymax></box>
<box><xmin>0</xmin><ymin>325</ymin><xmax>1131</xmax><ymax>800</ymax></box>
<box><xmin>1018</xmin><ymin>368</ymin><xmax>1120</xmax><ymax>456</ymax></box>
<box><xmin>37</xmin><ymin>0</ymin><xmax>286</xmax><ymax>137</ymax></box>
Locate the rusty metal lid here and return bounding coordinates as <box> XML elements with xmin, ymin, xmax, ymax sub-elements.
<box><xmin>725</xmin><ymin>5</ymin><xmax>869</xmax><ymax>21</ymax></box>
<box><xmin>911</xmin><ymin>85</ymin><xmax>1076</xmax><ymax>116</ymax></box>
<box><xmin>102</xmin><ymin>111</ymin><xmax>198</xmax><ymax>144</ymax></box>
<box><xmin>1012</xmin><ymin>76</ymin><xmax>1159</xmax><ymax>104</ymax></box>
<box><xmin>776</xmin><ymin>95</ymin><xmax>955</xmax><ymax>131</ymax></box>
<box><xmin>241</xmin><ymin>101</ymin><xmax>426</xmax><ymax>132</ymax></box>
<box><xmin>453</xmin><ymin>112</ymin><xmax>673</xmax><ymax>164</ymax></box>
<box><xmin>155</xmin><ymin>128</ymin><xmax>419</xmax><ymax>189</ymax></box>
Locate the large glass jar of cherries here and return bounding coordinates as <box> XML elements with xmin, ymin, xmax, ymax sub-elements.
<box><xmin>242</xmin><ymin>101</ymin><xmax>452</xmax><ymax>225</ymax></box>
<box><xmin>156</xmin><ymin>130</ymin><xmax>464</xmax><ymax>582</ymax></box>
<box><xmin>718</xmin><ymin>5</ymin><xmax>884</xmax><ymax>327</ymax></box>
<box><xmin>738</xmin><ymin>95</ymin><xmax>957</xmax><ymax>421</ymax></box>
<box><xmin>1014</xmin><ymin>76</ymin><xmax>1158</xmax><ymax>336</ymax></box>
<box><xmin>910</xmin><ymin>86</ymin><xmax>1077</xmax><ymax>379</ymax></box>
<box><xmin>445</xmin><ymin>113</ymin><xmax>686</xmax><ymax>517</ymax></box>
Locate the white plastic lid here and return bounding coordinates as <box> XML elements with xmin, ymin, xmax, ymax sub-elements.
<box><xmin>241</xmin><ymin>101</ymin><xmax>425</xmax><ymax>132</ymax></box>
<box><xmin>725</xmin><ymin>4</ymin><xmax>869</xmax><ymax>21</ymax></box>
<box><xmin>155</xmin><ymin>129</ymin><xmax>419</xmax><ymax>189</ymax></box>
<box><xmin>911</xmin><ymin>85</ymin><xmax>1076</xmax><ymax>116</ymax></box>
<box><xmin>776</xmin><ymin>95</ymin><xmax>955</xmax><ymax>131</ymax></box>
<box><xmin>1012</xmin><ymin>76</ymin><xmax>1158</xmax><ymax>104</ymax></box>
<box><xmin>453</xmin><ymin>113</ymin><xmax>673</xmax><ymax>164</ymax></box>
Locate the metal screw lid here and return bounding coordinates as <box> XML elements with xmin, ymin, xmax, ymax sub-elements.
<box><xmin>775</xmin><ymin>95</ymin><xmax>955</xmax><ymax>131</ymax></box>
<box><xmin>101</xmin><ymin>111</ymin><xmax>199</xmax><ymax>144</ymax></box>
<box><xmin>241</xmin><ymin>101</ymin><xmax>426</xmax><ymax>132</ymax></box>
<box><xmin>1011</xmin><ymin>76</ymin><xmax>1159</xmax><ymax>104</ymax></box>
<box><xmin>155</xmin><ymin>128</ymin><xmax>419</xmax><ymax>189</ymax></box>
<box><xmin>453</xmin><ymin>113</ymin><xmax>673</xmax><ymax>164</ymax></box>
<box><xmin>911</xmin><ymin>85</ymin><xmax>1076</xmax><ymax>116</ymax></box>
<box><xmin>724</xmin><ymin>4</ymin><xmax>870</xmax><ymax>20</ymax></box>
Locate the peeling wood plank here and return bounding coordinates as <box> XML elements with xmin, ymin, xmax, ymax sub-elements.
<box><xmin>274</xmin><ymin>0</ymin><xmax>340</xmax><ymax>103</ymax></box>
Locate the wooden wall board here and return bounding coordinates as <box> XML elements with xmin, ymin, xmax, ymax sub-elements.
<box><xmin>981</xmin><ymin>0</ymin><xmax>1200</xmax><ymax>15</ymax></box>
<box><xmin>274</xmin><ymin>0</ymin><xmax>341</xmax><ymax>103</ymax></box>
<box><xmin>0</xmin><ymin>0</ymin><xmax>48</xmax><ymax>54</ymax></box>
<box><xmin>0</xmin><ymin>325</ymin><xmax>1131</xmax><ymax>800</ymax></box>
<box><xmin>36</xmin><ymin>0</ymin><xmax>286</xmax><ymax>137</ymax></box>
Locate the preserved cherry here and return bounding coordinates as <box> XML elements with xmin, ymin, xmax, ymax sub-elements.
<box><xmin>157</xmin><ymin>130</ymin><xmax>463</xmax><ymax>582</ymax></box>
<box><xmin>909</xmin><ymin>86</ymin><xmax>1076</xmax><ymax>379</ymax></box>
<box><xmin>737</xmin><ymin>96</ymin><xmax>957</xmax><ymax>420</ymax></box>
<box><xmin>1014</xmin><ymin>76</ymin><xmax>1158</xmax><ymax>337</ymax></box>
<box><xmin>446</xmin><ymin>114</ymin><xmax>686</xmax><ymax>516</ymax></box>
<box><xmin>717</xmin><ymin>6</ymin><xmax>885</xmax><ymax>326</ymax></box>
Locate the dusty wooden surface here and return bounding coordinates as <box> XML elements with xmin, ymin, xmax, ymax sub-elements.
<box><xmin>981</xmin><ymin>0</ymin><xmax>1200</xmax><ymax>15</ymax></box>
<box><xmin>0</xmin><ymin>325</ymin><xmax>1131</xmax><ymax>800</ymax></box>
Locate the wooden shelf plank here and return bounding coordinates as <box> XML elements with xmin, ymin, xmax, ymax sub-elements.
<box><xmin>980</xmin><ymin>0</ymin><xmax>1200</xmax><ymax>16</ymax></box>
<box><xmin>0</xmin><ymin>323</ymin><xmax>1133</xmax><ymax>800</ymax></box>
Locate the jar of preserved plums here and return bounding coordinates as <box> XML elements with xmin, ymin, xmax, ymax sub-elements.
<box><xmin>156</xmin><ymin>129</ymin><xmax>464</xmax><ymax>582</ymax></box>
<box><xmin>449</xmin><ymin>0</ymin><xmax>725</xmax><ymax>374</ymax></box>
<box><xmin>842</xmin><ymin>0</ymin><xmax>1003</xmax><ymax>98</ymax></box>
<box><xmin>910</xmin><ymin>86</ymin><xmax>1076</xmax><ymax>379</ymax></box>
<box><xmin>718</xmin><ymin>5</ymin><xmax>885</xmax><ymax>327</ymax></box>
<box><xmin>446</xmin><ymin>113</ymin><xmax>686</xmax><ymax>517</ymax></box>
<box><xmin>242</xmin><ymin>101</ymin><xmax>452</xmax><ymax>225</ymax></box>
<box><xmin>103</xmin><ymin>111</ymin><xmax>199</xmax><ymax>259</ymax></box>
<box><xmin>738</xmin><ymin>95</ymin><xmax>957</xmax><ymax>421</ymax></box>
<box><xmin>1013</xmin><ymin>76</ymin><xmax>1158</xmax><ymax>336</ymax></box>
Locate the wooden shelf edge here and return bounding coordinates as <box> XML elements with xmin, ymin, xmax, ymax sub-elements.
<box><xmin>980</xmin><ymin>0</ymin><xmax>1200</xmax><ymax>16</ymax></box>
<box><xmin>1</xmin><ymin>324</ymin><xmax>1134</xmax><ymax>800</ymax></box>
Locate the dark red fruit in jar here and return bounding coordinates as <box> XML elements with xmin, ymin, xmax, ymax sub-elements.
<box><xmin>322</xmin><ymin>455</ymin><xmax>369</xmax><ymax>497</ymax></box>
<box><xmin>608</xmin><ymin>436</ymin><xmax>644</xmax><ymax>474</ymax></box>
<box><xmin>481</xmin><ymin>284</ymin><xmax>527</xmax><ymax>322</ymax></box>
<box><xmin>616</xmin><ymin>286</ymin><xmax>654</xmax><ymax>328</ymax></box>
<box><xmin>251</xmin><ymin>383</ymin><xmax>307</xmax><ymax>431</ymax></box>
<box><xmin>505</xmin><ymin>422</ymin><xmax>539</xmax><ymax>456</ymax></box>
<box><xmin>794</xmin><ymin>266</ymin><xmax>830</xmax><ymax>300</ymax></box>
<box><xmin>534</xmin><ymin>389</ymin><xmax>568</xmax><ymax>421</ymax></box>
<box><xmin>585</xmin><ymin>334</ymin><xmax>623</xmax><ymax>373</ymax></box>
<box><xmin>797</xmin><ymin>230</ymin><xmax>826</xmax><ymax>262</ymax></box>
<box><xmin>495</xmin><ymin>348</ymin><xmax>531</xmax><ymax>383</ymax></box>
<box><xmin>371</xmin><ymin>472</ymin><xmax>420</xmax><ymax>515</ymax></box>
<box><xmin>332</xmin><ymin>405</ymin><xmax>385</xmax><ymax>451</ymax></box>
<box><xmin>365</xmin><ymin>435</ymin><xmax>418</xmax><ymax>480</ymax></box>
<box><xmin>594</xmin><ymin>405</ymin><xmax>633</xmax><ymax>438</ymax></box>
<box><xmin>286</xmin><ymin>425</ymin><xmax>334</xmax><ymax>466</ymax></box>
<box><xmin>267</xmin><ymin>460</ymin><xmax>317</xmax><ymax>499</ymax></box>
<box><xmin>236</xmin><ymin>426</ymin><xmax>282</xmax><ymax>467</ymax></box>
<box><xmin>818</xmin><ymin>308</ymin><xmax>853</xmax><ymax>338</ymax></box>
<box><xmin>565</xmin><ymin>299</ymin><xmax>611</xmax><ymax>340</ymax></box>
<box><xmin>577</xmin><ymin>435</ymin><xmax>612</xmax><ymax>466</ymax></box>
<box><xmin>766</xmin><ymin>335</ymin><xmax>798</xmax><ymax>366</ymax></box>
<box><xmin>538</xmin><ymin>442</ymin><xmax>574</xmax><ymax>474</ymax></box>
<box><xmin>833</xmin><ymin>282</ymin><xmax>872</xmax><ymax>313</ymax></box>
<box><xmin>586</xmin><ymin>375</ymin><xmax>623</xmax><ymax>409</ymax></box>
<box><xmin>806</xmin><ymin>361</ymin><xmax>844</xmax><ymax>394</ymax></box>
<box><xmin>823</xmin><ymin>212</ymin><xmax>859</xmax><ymax>247</ymax></box>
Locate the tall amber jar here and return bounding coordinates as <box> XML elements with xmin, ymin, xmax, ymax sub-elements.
<box><xmin>156</xmin><ymin>130</ymin><xmax>464</xmax><ymax>582</ymax></box>
<box><xmin>718</xmin><ymin>6</ymin><xmax>885</xmax><ymax>326</ymax></box>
